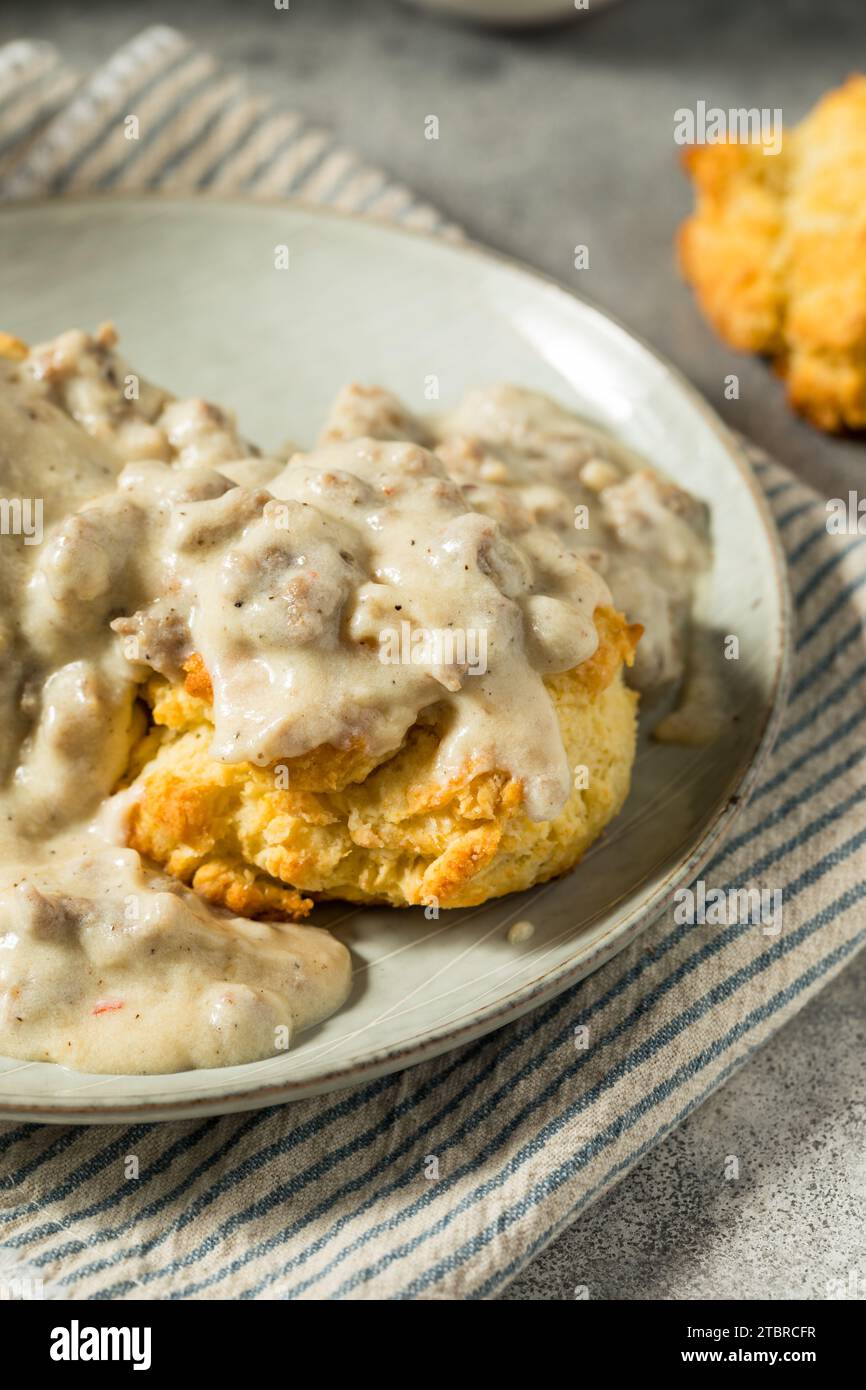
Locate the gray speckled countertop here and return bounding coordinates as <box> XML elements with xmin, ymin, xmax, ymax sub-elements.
<box><xmin>1</xmin><ymin>0</ymin><xmax>864</xmax><ymax>1300</ymax></box>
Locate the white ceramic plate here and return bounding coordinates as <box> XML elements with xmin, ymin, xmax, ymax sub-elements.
<box><xmin>0</xmin><ymin>198</ymin><xmax>790</xmax><ymax>1122</ymax></box>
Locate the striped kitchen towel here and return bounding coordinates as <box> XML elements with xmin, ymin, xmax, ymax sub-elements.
<box><xmin>1</xmin><ymin>28</ymin><xmax>865</xmax><ymax>1301</ymax></box>
<box><xmin>0</xmin><ymin>26</ymin><xmax>456</xmax><ymax>230</ymax></box>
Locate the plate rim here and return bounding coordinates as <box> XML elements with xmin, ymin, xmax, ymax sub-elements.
<box><xmin>0</xmin><ymin>193</ymin><xmax>793</xmax><ymax>1122</ymax></box>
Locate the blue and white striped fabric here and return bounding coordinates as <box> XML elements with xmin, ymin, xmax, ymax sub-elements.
<box><xmin>0</xmin><ymin>26</ymin><xmax>457</xmax><ymax>230</ymax></box>
<box><xmin>1</xmin><ymin>27</ymin><xmax>864</xmax><ymax>1301</ymax></box>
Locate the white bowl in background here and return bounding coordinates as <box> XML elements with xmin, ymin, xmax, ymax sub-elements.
<box><xmin>401</xmin><ymin>0</ymin><xmax>620</xmax><ymax>26</ymax></box>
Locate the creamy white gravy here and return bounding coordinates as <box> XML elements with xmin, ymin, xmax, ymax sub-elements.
<box><xmin>0</xmin><ymin>329</ymin><xmax>709</xmax><ymax>1074</ymax></box>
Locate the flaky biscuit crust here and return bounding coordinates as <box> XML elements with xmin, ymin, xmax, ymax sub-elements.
<box><xmin>123</xmin><ymin>607</ymin><xmax>640</xmax><ymax>918</ymax></box>
<box><xmin>679</xmin><ymin>76</ymin><xmax>866</xmax><ymax>432</ymax></box>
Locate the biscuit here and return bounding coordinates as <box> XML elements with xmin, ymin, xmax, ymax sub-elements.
<box><xmin>679</xmin><ymin>75</ymin><xmax>866</xmax><ymax>431</ymax></box>
<box><xmin>123</xmin><ymin>606</ymin><xmax>640</xmax><ymax>917</ymax></box>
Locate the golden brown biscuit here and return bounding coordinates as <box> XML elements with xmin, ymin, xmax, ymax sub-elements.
<box><xmin>123</xmin><ymin>607</ymin><xmax>640</xmax><ymax>918</ymax></box>
<box><xmin>679</xmin><ymin>76</ymin><xmax>866</xmax><ymax>432</ymax></box>
<box><xmin>0</xmin><ymin>332</ymin><xmax>28</xmax><ymax>361</ymax></box>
